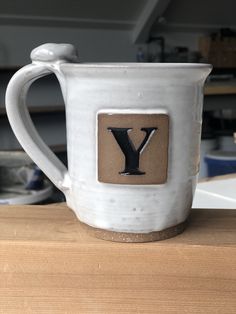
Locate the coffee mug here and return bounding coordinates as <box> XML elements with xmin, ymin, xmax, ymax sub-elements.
<box><xmin>5</xmin><ymin>43</ymin><xmax>212</xmax><ymax>242</ymax></box>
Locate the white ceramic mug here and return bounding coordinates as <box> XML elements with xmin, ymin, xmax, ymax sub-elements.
<box><xmin>6</xmin><ymin>43</ymin><xmax>212</xmax><ymax>242</ymax></box>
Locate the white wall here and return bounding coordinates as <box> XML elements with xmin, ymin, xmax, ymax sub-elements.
<box><xmin>0</xmin><ymin>25</ymin><xmax>138</xmax><ymax>65</ymax></box>
<box><xmin>0</xmin><ymin>24</ymin><xmax>205</xmax><ymax>66</ymax></box>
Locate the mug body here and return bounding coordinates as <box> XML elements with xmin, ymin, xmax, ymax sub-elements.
<box><xmin>61</xmin><ymin>63</ymin><xmax>210</xmax><ymax>238</ymax></box>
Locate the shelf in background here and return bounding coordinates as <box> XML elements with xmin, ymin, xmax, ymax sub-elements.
<box><xmin>0</xmin><ymin>105</ymin><xmax>65</xmax><ymax>115</ymax></box>
<box><xmin>205</xmin><ymin>79</ymin><xmax>236</xmax><ymax>95</ymax></box>
<box><xmin>2</xmin><ymin>144</ymin><xmax>66</xmax><ymax>153</ymax></box>
<box><xmin>50</xmin><ymin>144</ymin><xmax>67</xmax><ymax>153</ymax></box>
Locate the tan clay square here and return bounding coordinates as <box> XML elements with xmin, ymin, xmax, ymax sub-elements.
<box><xmin>98</xmin><ymin>113</ymin><xmax>169</xmax><ymax>184</ymax></box>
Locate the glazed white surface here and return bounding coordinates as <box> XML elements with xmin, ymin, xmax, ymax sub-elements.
<box><xmin>62</xmin><ymin>65</ymin><xmax>211</xmax><ymax>232</ymax></box>
<box><xmin>6</xmin><ymin>43</ymin><xmax>212</xmax><ymax>233</ymax></box>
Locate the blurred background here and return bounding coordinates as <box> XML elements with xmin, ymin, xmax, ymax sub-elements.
<box><xmin>0</xmin><ymin>0</ymin><xmax>235</xmax><ymax>205</ymax></box>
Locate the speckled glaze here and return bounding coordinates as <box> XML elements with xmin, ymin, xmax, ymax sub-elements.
<box><xmin>5</xmin><ymin>43</ymin><xmax>212</xmax><ymax>236</ymax></box>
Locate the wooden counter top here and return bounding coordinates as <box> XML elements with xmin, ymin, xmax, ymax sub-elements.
<box><xmin>0</xmin><ymin>203</ymin><xmax>235</xmax><ymax>313</ymax></box>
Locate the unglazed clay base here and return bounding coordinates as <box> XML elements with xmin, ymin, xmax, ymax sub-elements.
<box><xmin>81</xmin><ymin>219</ymin><xmax>187</xmax><ymax>243</ymax></box>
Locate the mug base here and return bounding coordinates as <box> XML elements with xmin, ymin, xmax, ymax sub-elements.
<box><xmin>81</xmin><ymin>220</ymin><xmax>187</xmax><ymax>243</ymax></box>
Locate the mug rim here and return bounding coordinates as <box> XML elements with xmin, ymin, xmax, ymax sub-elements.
<box><xmin>61</xmin><ymin>62</ymin><xmax>212</xmax><ymax>70</ymax></box>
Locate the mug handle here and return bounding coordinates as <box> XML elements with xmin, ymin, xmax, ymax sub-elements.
<box><xmin>5</xmin><ymin>43</ymin><xmax>78</xmax><ymax>192</ymax></box>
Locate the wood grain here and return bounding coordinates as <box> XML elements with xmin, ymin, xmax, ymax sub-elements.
<box><xmin>0</xmin><ymin>203</ymin><xmax>235</xmax><ymax>313</ymax></box>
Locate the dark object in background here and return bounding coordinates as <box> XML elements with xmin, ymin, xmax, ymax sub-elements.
<box><xmin>164</xmin><ymin>46</ymin><xmax>200</xmax><ymax>63</ymax></box>
<box><xmin>217</xmin><ymin>28</ymin><xmax>236</xmax><ymax>38</ymax></box>
<box><xmin>136</xmin><ymin>47</ymin><xmax>145</xmax><ymax>62</ymax></box>
<box><xmin>25</xmin><ymin>166</ymin><xmax>44</xmax><ymax>190</ymax></box>
<box><xmin>201</xmin><ymin>111</ymin><xmax>217</xmax><ymax>139</ymax></box>
<box><xmin>205</xmin><ymin>151</ymin><xmax>236</xmax><ymax>177</ymax></box>
<box><xmin>211</xmin><ymin>108</ymin><xmax>236</xmax><ymax>134</ymax></box>
<box><xmin>172</xmin><ymin>47</ymin><xmax>189</xmax><ymax>63</ymax></box>
<box><xmin>199</xmin><ymin>28</ymin><xmax>236</xmax><ymax>68</ymax></box>
<box><xmin>146</xmin><ymin>36</ymin><xmax>165</xmax><ymax>62</ymax></box>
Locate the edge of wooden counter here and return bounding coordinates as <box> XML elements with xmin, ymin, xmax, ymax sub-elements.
<box><xmin>0</xmin><ymin>203</ymin><xmax>235</xmax><ymax>313</ymax></box>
